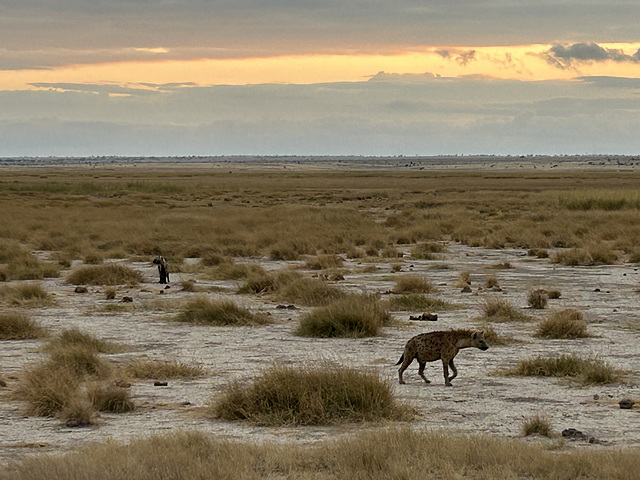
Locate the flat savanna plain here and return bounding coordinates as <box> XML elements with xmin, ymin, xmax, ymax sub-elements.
<box><xmin>1</xmin><ymin>157</ymin><xmax>640</xmax><ymax>478</ymax></box>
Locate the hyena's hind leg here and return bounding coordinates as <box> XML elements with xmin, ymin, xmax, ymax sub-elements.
<box><xmin>417</xmin><ymin>361</ymin><xmax>431</xmax><ymax>384</ymax></box>
<box><xmin>397</xmin><ymin>354</ymin><xmax>414</xmax><ymax>384</ymax></box>
<box><xmin>447</xmin><ymin>359</ymin><xmax>458</xmax><ymax>383</ymax></box>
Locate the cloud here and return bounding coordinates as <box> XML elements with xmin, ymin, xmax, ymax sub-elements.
<box><xmin>546</xmin><ymin>42</ymin><xmax>640</xmax><ymax>69</ymax></box>
<box><xmin>456</xmin><ymin>50</ymin><xmax>476</xmax><ymax>66</ymax></box>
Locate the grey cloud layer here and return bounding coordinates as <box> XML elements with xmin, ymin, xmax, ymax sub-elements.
<box><xmin>3</xmin><ymin>1</ymin><xmax>640</xmax><ymax>67</ymax></box>
<box><xmin>547</xmin><ymin>43</ymin><xmax>640</xmax><ymax>68</ymax></box>
<box><xmin>2</xmin><ymin>76</ymin><xmax>640</xmax><ymax>156</ymax></box>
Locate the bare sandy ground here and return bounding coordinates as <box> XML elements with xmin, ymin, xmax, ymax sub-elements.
<box><xmin>1</xmin><ymin>243</ymin><xmax>640</xmax><ymax>465</ymax></box>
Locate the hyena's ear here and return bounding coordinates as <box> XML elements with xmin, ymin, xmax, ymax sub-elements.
<box><xmin>471</xmin><ymin>332</ymin><xmax>478</xmax><ymax>340</ymax></box>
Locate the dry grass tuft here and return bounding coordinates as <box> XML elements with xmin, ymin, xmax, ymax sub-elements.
<box><xmin>304</xmin><ymin>254</ymin><xmax>344</xmax><ymax>270</ymax></box>
<box><xmin>535</xmin><ymin>309</ymin><xmax>589</xmax><ymax>339</ymax></box>
<box><xmin>410</xmin><ymin>242</ymin><xmax>445</xmax><ymax>259</ymax></box>
<box><xmin>4</xmin><ymin>428</ymin><xmax>640</xmax><ymax>480</ymax></box>
<box><xmin>0</xmin><ymin>311</ymin><xmax>47</xmax><ymax>340</ymax></box>
<box><xmin>0</xmin><ymin>283</ymin><xmax>54</xmax><ymax>307</ymax></box>
<box><xmin>392</xmin><ymin>275</ymin><xmax>436</xmax><ymax>294</ymax></box>
<box><xmin>479</xmin><ymin>324</ymin><xmax>518</xmax><ymax>345</ymax></box>
<box><xmin>44</xmin><ymin>328</ymin><xmax>126</xmax><ymax>354</ymax></box>
<box><xmin>296</xmin><ymin>294</ymin><xmax>390</xmax><ymax>338</ymax></box>
<box><xmin>522</xmin><ymin>414</ymin><xmax>553</xmax><ymax>437</ymax></box>
<box><xmin>88</xmin><ymin>383</ymin><xmax>135</xmax><ymax>413</ymax></box>
<box><xmin>504</xmin><ymin>354</ymin><xmax>626</xmax><ymax>385</ymax></box>
<box><xmin>552</xmin><ymin>248</ymin><xmax>594</xmax><ymax>266</ymax></box>
<box><xmin>211</xmin><ymin>363</ymin><xmax>413</xmax><ymax>426</ymax></box>
<box><xmin>527</xmin><ymin>289</ymin><xmax>548</xmax><ymax>309</ymax></box>
<box><xmin>480</xmin><ymin>297</ymin><xmax>531</xmax><ymax>322</ymax></box>
<box><xmin>67</xmin><ymin>264</ymin><xmax>146</xmax><ymax>286</ymax></box>
<box><xmin>125</xmin><ymin>359</ymin><xmax>206</xmax><ymax>380</ymax></box>
<box><xmin>175</xmin><ymin>297</ymin><xmax>271</xmax><ymax>326</ymax></box>
<box><xmin>387</xmin><ymin>294</ymin><xmax>458</xmax><ymax>312</ymax></box>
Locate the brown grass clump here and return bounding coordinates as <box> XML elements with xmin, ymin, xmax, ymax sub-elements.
<box><xmin>275</xmin><ymin>276</ymin><xmax>346</xmax><ymax>307</ymax></box>
<box><xmin>479</xmin><ymin>324</ymin><xmax>518</xmax><ymax>346</ymax></box>
<box><xmin>0</xmin><ymin>311</ymin><xmax>47</xmax><ymax>340</ymax></box>
<box><xmin>88</xmin><ymin>383</ymin><xmax>135</xmax><ymax>413</ymax></box>
<box><xmin>480</xmin><ymin>297</ymin><xmax>531</xmax><ymax>322</ymax></box>
<box><xmin>4</xmin><ymin>428</ymin><xmax>640</xmax><ymax>480</ymax></box>
<box><xmin>125</xmin><ymin>359</ymin><xmax>206</xmax><ymax>380</ymax></box>
<box><xmin>67</xmin><ymin>264</ymin><xmax>146</xmax><ymax>286</ymax></box>
<box><xmin>535</xmin><ymin>309</ymin><xmax>590</xmax><ymax>339</ymax></box>
<box><xmin>175</xmin><ymin>297</ymin><xmax>271</xmax><ymax>326</ymax></box>
<box><xmin>410</xmin><ymin>242</ymin><xmax>445</xmax><ymax>259</ymax></box>
<box><xmin>527</xmin><ymin>289</ymin><xmax>548</xmax><ymax>309</ymax></box>
<box><xmin>0</xmin><ymin>283</ymin><xmax>53</xmax><ymax>307</ymax></box>
<box><xmin>522</xmin><ymin>414</ymin><xmax>553</xmax><ymax>437</ymax></box>
<box><xmin>304</xmin><ymin>254</ymin><xmax>344</xmax><ymax>270</ymax></box>
<box><xmin>44</xmin><ymin>327</ymin><xmax>126</xmax><ymax>354</ymax></box>
<box><xmin>504</xmin><ymin>354</ymin><xmax>626</xmax><ymax>385</ymax></box>
<box><xmin>212</xmin><ymin>363</ymin><xmax>413</xmax><ymax>426</ymax></box>
<box><xmin>387</xmin><ymin>294</ymin><xmax>458</xmax><ymax>312</ymax></box>
<box><xmin>455</xmin><ymin>270</ymin><xmax>471</xmax><ymax>288</ymax></box>
<box><xmin>552</xmin><ymin>248</ymin><xmax>594</xmax><ymax>266</ymax></box>
<box><xmin>484</xmin><ymin>276</ymin><xmax>499</xmax><ymax>289</ymax></box>
<box><xmin>296</xmin><ymin>294</ymin><xmax>390</xmax><ymax>338</ymax></box>
<box><xmin>392</xmin><ymin>275</ymin><xmax>436</xmax><ymax>294</ymax></box>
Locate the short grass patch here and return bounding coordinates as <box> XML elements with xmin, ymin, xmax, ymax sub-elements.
<box><xmin>535</xmin><ymin>309</ymin><xmax>590</xmax><ymax>339</ymax></box>
<box><xmin>175</xmin><ymin>297</ymin><xmax>271</xmax><ymax>326</ymax></box>
<box><xmin>43</xmin><ymin>328</ymin><xmax>126</xmax><ymax>354</ymax></box>
<box><xmin>387</xmin><ymin>294</ymin><xmax>458</xmax><ymax>312</ymax></box>
<box><xmin>479</xmin><ymin>296</ymin><xmax>531</xmax><ymax>322</ymax></box>
<box><xmin>211</xmin><ymin>363</ymin><xmax>413</xmax><ymax>426</ymax></box>
<box><xmin>125</xmin><ymin>359</ymin><xmax>206</xmax><ymax>380</ymax></box>
<box><xmin>0</xmin><ymin>283</ymin><xmax>54</xmax><ymax>307</ymax></box>
<box><xmin>0</xmin><ymin>311</ymin><xmax>47</xmax><ymax>340</ymax></box>
<box><xmin>392</xmin><ymin>275</ymin><xmax>436</xmax><ymax>294</ymax></box>
<box><xmin>67</xmin><ymin>264</ymin><xmax>146</xmax><ymax>286</ymax></box>
<box><xmin>503</xmin><ymin>354</ymin><xmax>626</xmax><ymax>385</ymax></box>
<box><xmin>296</xmin><ymin>294</ymin><xmax>390</xmax><ymax>338</ymax></box>
<box><xmin>522</xmin><ymin>414</ymin><xmax>553</xmax><ymax>437</ymax></box>
<box><xmin>527</xmin><ymin>289</ymin><xmax>548</xmax><ymax>309</ymax></box>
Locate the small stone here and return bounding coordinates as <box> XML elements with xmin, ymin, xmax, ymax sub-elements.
<box><xmin>121</xmin><ymin>296</ymin><xmax>133</xmax><ymax>303</ymax></box>
<box><xmin>74</xmin><ymin>286</ymin><xmax>88</xmax><ymax>294</ymax></box>
<box><xmin>593</xmin><ymin>394</ymin><xmax>599</xmax><ymax>400</ymax></box>
<box><xmin>619</xmin><ymin>398</ymin><xmax>635</xmax><ymax>410</ymax></box>
<box><xmin>461</xmin><ymin>286</ymin><xmax>472</xmax><ymax>293</ymax></box>
<box><xmin>0</xmin><ymin>379</ymin><xmax>7</xmax><ymax>388</ymax></box>
<box><xmin>154</xmin><ymin>381</ymin><xmax>168</xmax><ymax>387</ymax></box>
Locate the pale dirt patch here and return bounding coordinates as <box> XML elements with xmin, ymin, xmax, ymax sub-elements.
<box><xmin>1</xmin><ymin>244</ymin><xmax>640</xmax><ymax>464</ymax></box>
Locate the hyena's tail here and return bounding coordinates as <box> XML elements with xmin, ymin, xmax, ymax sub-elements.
<box><xmin>395</xmin><ymin>354</ymin><xmax>404</xmax><ymax>366</ymax></box>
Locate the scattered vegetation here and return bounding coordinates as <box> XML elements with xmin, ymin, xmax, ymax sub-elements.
<box><xmin>0</xmin><ymin>311</ymin><xmax>47</xmax><ymax>340</ymax></box>
<box><xmin>480</xmin><ymin>297</ymin><xmax>531</xmax><ymax>322</ymax></box>
<box><xmin>527</xmin><ymin>289</ymin><xmax>548</xmax><ymax>309</ymax></box>
<box><xmin>0</xmin><ymin>283</ymin><xmax>54</xmax><ymax>307</ymax></box>
<box><xmin>392</xmin><ymin>275</ymin><xmax>436</xmax><ymax>294</ymax></box>
<box><xmin>88</xmin><ymin>383</ymin><xmax>135</xmax><ymax>413</ymax></box>
<box><xmin>410</xmin><ymin>242</ymin><xmax>445</xmax><ymax>259</ymax></box>
<box><xmin>4</xmin><ymin>428</ymin><xmax>640</xmax><ymax>480</ymax></box>
<box><xmin>455</xmin><ymin>271</ymin><xmax>471</xmax><ymax>288</ymax></box>
<box><xmin>387</xmin><ymin>294</ymin><xmax>458</xmax><ymax>312</ymax></box>
<box><xmin>211</xmin><ymin>363</ymin><xmax>413</xmax><ymax>426</ymax></box>
<box><xmin>535</xmin><ymin>309</ymin><xmax>590</xmax><ymax>339</ymax></box>
<box><xmin>304</xmin><ymin>254</ymin><xmax>344</xmax><ymax>270</ymax></box>
<box><xmin>125</xmin><ymin>359</ymin><xmax>206</xmax><ymax>380</ymax></box>
<box><xmin>503</xmin><ymin>354</ymin><xmax>626</xmax><ymax>385</ymax></box>
<box><xmin>67</xmin><ymin>264</ymin><xmax>146</xmax><ymax>286</ymax></box>
<box><xmin>174</xmin><ymin>297</ymin><xmax>271</xmax><ymax>326</ymax></box>
<box><xmin>479</xmin><ymin>324</ymin><xmax>518</xmax><ymax>346</ymax></box>
<box><xmin>484</xmin><ymin>275</ymin><xmax>499</xmax><ymax>289</ymax></box>
<box><xmin>43</xmin><ymin>327</ymin><xmax>126</xmax><ymax>354</ymax></box>
<box><xmin>522</xmin><ymin>414</ymin><xmax>553</xmax><ymax>437</ymax></box>
<box><xmin>296</xmin><ymin>294</ymin><xmax>390</xmax><ymax>338</ymax></box>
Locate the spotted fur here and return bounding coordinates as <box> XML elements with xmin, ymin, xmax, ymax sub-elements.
<box><xmin>396</xmin><ymin>329</ymin><xmax>488</xmax><ymax>386</ymax></box>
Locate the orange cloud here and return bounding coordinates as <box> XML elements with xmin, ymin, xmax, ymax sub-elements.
<box><xmin>2</xmin><ymin>43</ymin><xmax>640</xmax><ymax>91</ymax></box>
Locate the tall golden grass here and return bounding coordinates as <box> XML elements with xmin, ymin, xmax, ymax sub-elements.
<box><xmin>1</xmin><ymin>169</ymin><xmax>640</xmax><ymax>262</ymax></box>
<box><xmin>3</xmin><ymin>428</ymin><xmax>640</xmax><ymax>480</ymax></box>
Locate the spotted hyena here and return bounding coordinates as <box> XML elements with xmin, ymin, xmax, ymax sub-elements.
<box><xmin>396</xmin><ymin>329</ymin><xmax>488</xmax><ymax>386</ymax></box>
<box><xmin>152</xmin><ymin>256</ymin><xmax>169</xmax><ymax>284</ymax></box>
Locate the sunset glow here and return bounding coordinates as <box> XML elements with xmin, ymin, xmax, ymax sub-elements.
<box><xmin>3</xmin><ymin>43</ymin><xmax>640</xmax><ymax>92</ymax></box>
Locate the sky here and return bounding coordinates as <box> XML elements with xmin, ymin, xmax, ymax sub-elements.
<box><xmin>2</xmin><ymin>1</ymin><xmax>640</xmax><ymax>157</ymax></box>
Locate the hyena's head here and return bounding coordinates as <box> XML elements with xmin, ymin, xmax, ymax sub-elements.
<box><xmin>471</xmin><ymin>331</ymin><xmax>489</xmax><ymax>351</ymax></box>
<box><xmin>152</xmin><ymin>256</ymin><xmax>164</xmax><ymax>265</ymax></box>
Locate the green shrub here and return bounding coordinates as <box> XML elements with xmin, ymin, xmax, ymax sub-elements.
<box><xmin>535</xmin><ymin>309</ymin><xmax>589</xmax><ymax>339</ymax></box>
<box><xmin>175</xmin><ymin>297</ymin><xmax>271</xmax><ymax>326</ymax></box>
<box><xmin>0</xmin><ymin>311</ymin><xmax>47</xmax><ymax>340</ymax></box>
<box><xmin>67</xmin><ymin>264</ymin><xmax>145</xmax><ymax>285</ymax></box>
<box><xmin>296</xmin><ymin>294</ymin><xmax>390</xmax><ymax>338</ymax></box>
<box><xmin>212</xmin><ymin>363</ymin><xmax>413</xmax><ymax>426</ymax></box>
